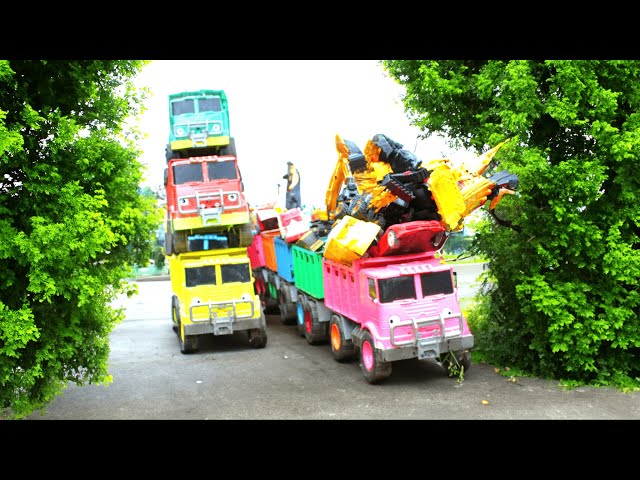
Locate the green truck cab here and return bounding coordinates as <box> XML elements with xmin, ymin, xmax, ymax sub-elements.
<box><xmin>165</xmin><ymin>89</ymin><xmax>236</xmax><ymax>162</ymax></box>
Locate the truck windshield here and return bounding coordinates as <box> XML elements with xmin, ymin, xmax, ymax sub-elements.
<box><xmin>172</xmin><ymin>99</ymin><xmax>195</xmax><ymax>115</ymax></box>
<box><xmin>199</xmin><ymin>97</ymin><xmax>222</xmax><ymax>112</ymax></box>
<box><xmin>378</xmin><ymin>275</ymin><xmax>416</xmax><ymax>303</ymax></box>
<box><xmin>185</xmin><ymin>266</ymin><xmax>216</xmax><ymax>287</ymax></box>
<box><xmin>420</xmin><ymin>271</ymin><xmax>454</xmax><ymax>296</ymax></box>
<box><xmin>221</xmin><ymin>263</ymin><xmax>251</xmax><ymax>284</ymax></box>
<box><xmin>207</xmin><ymin>161</ymin><xmax>238</xmax><ymax>180</ymax></box>
<box><xmin>173</xmin><ymin>164</ymin><xmax>204</xmax><ymax>184</ymax></box>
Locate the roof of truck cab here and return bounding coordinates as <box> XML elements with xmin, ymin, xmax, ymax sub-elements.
<box><xmin>360</xmin><ymin>258</ymin><xmax>451</xmax><ymax>280</ymax></box>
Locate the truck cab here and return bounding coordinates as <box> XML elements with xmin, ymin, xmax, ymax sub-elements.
<box><xmin>164</xmin><ymin>155</ymin><xmax>252</xmax><ymax>255</ymax></box>
<box><xmin>323</xmin><ymin>251</ymin><xmax>474</xmax><ymax>383</ymax></box>
<box><xmin>165</xmin><ymin>89</ymin><xmax>236</xmax><ymax>161</ymax></box>
<box><xmin>169</xmin><ymin>248</ymin><xmax>267</xmax><ymax>354</ymax></box>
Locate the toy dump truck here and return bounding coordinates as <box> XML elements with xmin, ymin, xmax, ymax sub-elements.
<box><xmin>169</xmin><ymin>247</ymin><xmax>267</xmax><ymax>354</ymax></box>
<box><xmin>165</xmin><ymin>89</ymin><xmax>235</xmax><ymax>162</ymax></box>
<box><xmin>163</xmin><ymin>154</ymin><xmax>253</xmax><ymax>255</ymax></box>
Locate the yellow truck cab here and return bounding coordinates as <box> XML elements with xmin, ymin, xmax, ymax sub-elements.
<box><xmin>169</xmin><ymin>247</ymin><xmax>267</xmax><ymax>353</ymax></box>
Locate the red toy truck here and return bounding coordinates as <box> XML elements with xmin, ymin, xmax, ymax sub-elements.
<box><xmin>164</xmin><ymin>154</ymin><xmax>252</xmax><ymax>255</ymax></box>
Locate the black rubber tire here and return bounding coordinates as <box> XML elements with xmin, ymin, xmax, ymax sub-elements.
<box><xmin>303</xmin><ymin>302</ymin><xmax>328</xmax><ymax>345</ymax></box>
<box><xmin>164</xmin><ymin>221</ymin><xmax>174</xmax><ymax>256</ymax></box>
<box><xmin>165</xmin><ymin>144</ymin><xmax>175</xmax><ymax>163</ymax></box>
<box><xmin>330</xmin><ymin>315</ymin><xmax>356</xmax><ymax>362</ymax></box>
<box><xmin>359</xmin><ymin>330</ymin><xmax>392</xmax><ymax>384</ymax></box>
<box><xmin>441</xmin><ymin>350</ymin><xmax>472</xmax><ymax>376</ymax></box>
<box><xmin>173</xmin><ymin>298</ymin><xmax>197</xmax><ymax>354</ymax></box>
<box><xmin>237</xmin><ymin>223</ymin><xmax>253</xmax><ymax>248</ymax></box>
<box><xmin>258</xmin><ymin>280</ymin><xmax>279</xmax><ymax>314</ymax></box>
<box><xmin>173</xmin><ymin>230</ymin><xmax>188</xmax><ymax>254</ymax></box>
<box><xmin>278</xmin><ymin>287</ymin><xmax>297</xmax><ymax>325</ymax></box>
<box><xmin>220</xmin><ymin>137</ymin><xmax>237</xmax><ymax>157</ymax></box>
<box><xmin>248</xmin><ymin>328</ymin><xmax>268</xmax><ymax>349</ymax></box>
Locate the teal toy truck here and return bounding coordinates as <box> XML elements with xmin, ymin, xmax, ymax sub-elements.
<box><xmin>165</xmin><ymin>89</ymin><xmax>236</xmax><ymax>162</ymax></box>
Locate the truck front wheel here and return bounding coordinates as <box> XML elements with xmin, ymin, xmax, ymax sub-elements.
<box><xmin>173</xmin><ymin>301</ymin><xmax>197</xmax><ymax>354</ymax></box>
<box><xmin>359</xmin><ymin>331</ymin><xmax>392</xmax><ymax>384</ymax></box>
<box><xmin>330</xmin><ymin>315</ymin><xmax>355</xmax><ymax>362</ymax></box>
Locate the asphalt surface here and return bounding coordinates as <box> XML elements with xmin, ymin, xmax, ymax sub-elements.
<box><xmin>21</xmin><ymin>263</ymin><xmax>640</xmax><ymax>422</ymax></box>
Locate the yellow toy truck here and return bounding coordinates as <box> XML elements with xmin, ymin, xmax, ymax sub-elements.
<box><xmin>169</xmin><ymin>247</ymin><xmax>267</xmax><ymax>353</ymax></box>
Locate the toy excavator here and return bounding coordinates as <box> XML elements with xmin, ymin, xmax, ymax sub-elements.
<box><xmin>318</xmin><ymin>133</ymin><xmax>518</xmax><ymax>261</ymax></box>
<box><xmin>325</xmin><ymin>133</ymin><xmax>518</xmax><ymax>233</ymax></box>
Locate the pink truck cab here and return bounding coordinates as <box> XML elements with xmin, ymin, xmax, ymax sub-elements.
<box><xmin>164</xmin><ymin>155</ymin><xmax>252</xmax><ymax>255</ymax></box>
<box><xmin>323</xmin><ymin>251</ymin><xmax>473</xmax><ymax>383</ymax></box>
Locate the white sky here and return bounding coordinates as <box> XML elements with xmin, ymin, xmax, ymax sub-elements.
<box><xmin>132</xmin><ymin>60</ymin><xmax>473</xmax><ymax>208</ymax></box>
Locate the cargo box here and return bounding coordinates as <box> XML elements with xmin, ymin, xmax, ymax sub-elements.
<box><xmin>247</xmin><ymin>233</ymin><xmax>266</xmax><ymax>268</ymax></box>
<box><xmin>292</xmin><ymin>245</ymin><xmax>324</xmax><ymax>299</ymax></box>
<box><xmin>260</xmin><ymin>229</ymin><xmax>280</xmax><ymax>272</ymax></box>
<box><xmin>274</xmin><ymin>236</ymin><xmax>294</xmax><ymax>282</ymax></box>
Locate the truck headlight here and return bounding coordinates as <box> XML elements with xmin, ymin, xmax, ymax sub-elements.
<box><xmin>388</xmin><ymin>229</ymin><xmax>397</xmax><ymax>248</ymax></box>
<box><xmin>388</xmin><ymin>314</ymin><xmax>400</xmax><ymax>325</ymax></box>
<box><xmin>175</xmin><ymin>126</ymin><xmax>186</xmax><ymax>137</ymax></box>
<box><xmin>211</xmin><ymin>123</ymin><xmax>222</xmax><ymax>134</ymax></box>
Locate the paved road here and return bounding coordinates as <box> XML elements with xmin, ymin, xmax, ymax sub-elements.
<box><xmin>24</xmin><ymin>265</ymin><xmax>640</xmax><ymax>421</ymax></box>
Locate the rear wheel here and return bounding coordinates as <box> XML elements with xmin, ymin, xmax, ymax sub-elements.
<box><xmin>303</xmin><ymin>302</ymin><xmax>327</xmax><ymax>345</ymax></box>
<box><xmin>330</xmin><ymin>315</ymin><xmax>355</xmax><ymax>362</ymax></box>
<box><xmin>256</xmin><ymin>275</ymin><xmax>278</xmax><ymax>314</ymax></box>
<box><xmin>359</xmin><ymin>331</ymin><xmax>392</xmax><ymax>384</ymax></box>
<box><xmin>173</xmin><ymin>230</ymin><xmax>188</xmax><ymax>254</ymax></box>
<box><xmin>220</xmin><ymin>137</ymin><xmax>237</xmax><ymax>157</ymax></box>
<box><xmin>278</xmin><ymin>287</ymin><xmax>297</xmax><ymax>325</ymax></box>
<box><xmin>228</xmin><ymin>223</ymin><xmax>253</xmax><ymax>248</ymax></box>
<box><xmin>441</xmin><ymin>350</ymin><xmax>472</xmax><ymax>376</ymax></box>
<box><xmin>164</xmin><ymin>221</ymin><xmax>174</xmax><ymax>256</ymax></box>
<box><xmin>165</xmin><ymin>144</ymin><xmax>175</xmax><ymax>163</ymax></box>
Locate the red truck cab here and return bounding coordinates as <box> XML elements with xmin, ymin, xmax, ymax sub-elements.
<box><xmin>164</xmin><ymin>155</ymin><xmax>252</xmax><ymax>255</ymax></box>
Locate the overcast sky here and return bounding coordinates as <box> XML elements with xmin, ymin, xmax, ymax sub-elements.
<box><xmin>133</xmin><ymin>60</ymin><xmax>473</xmax><ymax>208</ymax></box>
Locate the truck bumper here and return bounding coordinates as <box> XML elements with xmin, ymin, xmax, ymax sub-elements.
<box><xmin>172</xmin><ymin>212</ymin><xmax>251</xmax><ymax>230</ymax></box>
<box><xmin>184</xmin><ymin>315</ymin><xmax>265</xmax><ymax>336</ymax></box>
<box><xmin>171</xmin><ymin>136</ymin><xmax>230</xmax><ymax>150</ymax></box>
<box><xmin>378</xmin><ymin>334</ymin><xmax>474</xmax><ymax>363</ymax></box>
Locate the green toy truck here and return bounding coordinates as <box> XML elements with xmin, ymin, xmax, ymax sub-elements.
<box><xmin>165</xmin><ymin>89</ymin><xmax>236</xmax><ymax>162</ymax></box>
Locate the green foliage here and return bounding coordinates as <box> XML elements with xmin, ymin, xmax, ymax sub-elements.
<box><xmin>0</xmin><ymin>60</ymin><xmax>163</xmax><ymax>418</ymax></box>
<box><xmin>384</xmin><ymin>60</ymin><xmax>640</xmax><ymax>390</ymax></box>
<box><xmin>442</xmin><ymin>231</ymin><xmax>473</xmax><ymax>255</ymax></box>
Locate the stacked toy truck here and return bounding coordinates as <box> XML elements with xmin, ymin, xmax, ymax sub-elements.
<box><xmin>164</xmin><ymin>89</ymin><xmax>267</xmax><ymax>354</ymax></box>
<box><xmin>248</xmin><ymin>134</ymin><xmax>518</xmax><ymax>383</ymax></box>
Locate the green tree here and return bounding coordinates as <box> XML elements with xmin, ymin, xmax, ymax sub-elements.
<box><xmin>0</xmin><ymin>60</ymin><xmax>163</xmax><ymax>418</ymax></box>
<box><xmin>383</xmin><ymin>60</ymin><xmax>640</xmax><ymax>389</ymax></box>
